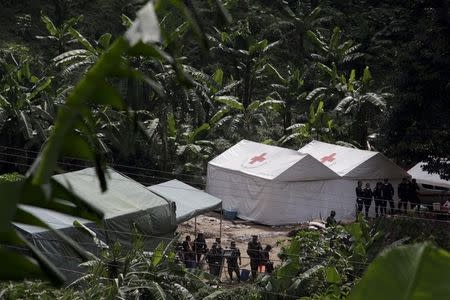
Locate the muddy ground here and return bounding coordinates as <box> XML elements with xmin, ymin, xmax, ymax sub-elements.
<box><xmin>177</xmin><ymin>212</ymin><xmax>298</xmax><ymax>280</ymax></box>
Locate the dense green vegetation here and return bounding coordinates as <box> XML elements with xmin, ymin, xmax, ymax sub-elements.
<box><xmin>0</xmin><ymin>0</ymin><xmax>449</xmax><ymax>299</ymax></box>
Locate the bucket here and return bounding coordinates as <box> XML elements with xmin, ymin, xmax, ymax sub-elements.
<box><xmin>240</xmin><ymin>268</ymin><xmax>250</xmax><ymax>281</ymax></box>
<box><xmin>224</xmin><ymin>209</ymin><xmax>237</xmax><ymax>220</ymax></box>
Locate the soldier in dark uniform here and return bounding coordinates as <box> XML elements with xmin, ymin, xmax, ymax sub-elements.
<box><xmin>355</xmin><ymin>181</ymin><xmax>364</xmax><ymax>216</ymax></box>
<box><xmin>398</xmin><ymin>178</ymin><xmax>409</xmax><ymax>213</ymax></box>
<box><xmin>382</xmin><ymin>178</ymin><xmax>395</xmax><ymax>215</ymax></box>
<box><xmin>363</xmin><ymin>183</ymin><xmax>373</xmax><ymax>218</ymax></box>
<box><xmin>225</xmin><ymin>241</ymin><xmax>241</xmax><ymax>282</ymax></box>
<box><xmin>247</xmin><ymin>235</ymin><xmax>262</xmax><ymax>280</ymax></box>
<box><xmin>206</xmin><ymin>242</ymin><xmax>223</xmax><ymax>276</ymax></box>
<box><xmin>409</xmin><ymin>178</ymin><xmax>420</xmax><ymax>210</ymax></box>
<box><xmin>326</xmin><ymin>210</ymin><xmax>337</xmax><ymax>227</ymax></box>
<box><xmin>373</xmin><ymin>182</ymin><xmax>384</xmax><ymax>217</ymax></box>
<box><xmin>193</xmin><ymin>233</ymin><xmax>208</xmax><ymax>263</ymax></box>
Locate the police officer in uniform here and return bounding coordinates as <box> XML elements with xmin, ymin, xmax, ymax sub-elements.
<box><xmin>382</xmin><ymin>178</ymin><xmax>395</xmax><ymax>214</ymax></box>
<box><xmin>363</xmin><ymin>183</ymin><xmax>373</xmax><ymax>218</ymax></box>
<box><xmin>373</xmin><ymin>182</ymin><xmax>383</xmax><ymax>217</ymax></box>
<box><xmin>226</xmin><ymin>241</ymin><xmax>241</xmax><ymax>282</ymax></box>
<box><xmin>247</xmin><ymin>235</ymin><xmax>262</xmax><ymax>280</ymax></box>
<box><xmin>408</xmin><ymin>178</ymin><xmax>420</xmax><ymax>210</ymax></box>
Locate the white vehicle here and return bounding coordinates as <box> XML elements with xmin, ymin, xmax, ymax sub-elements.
<box><xmin>408</xmin><ymin>162</ymin><xmax>450</xmax><ymax>206</ymax></box>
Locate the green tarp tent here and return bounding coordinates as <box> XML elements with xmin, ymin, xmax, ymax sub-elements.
<box><xmin>147</xmin><ymin>179</ymin><xmax>222</xmax><ymax>223</ymax></box>
<box><xmin>14</xmin><ymin>168</ymin><xmax>177</xmax><ymax>281</ymax></box>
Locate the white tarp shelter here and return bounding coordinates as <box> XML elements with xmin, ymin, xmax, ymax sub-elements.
<box><xmin>299</xmin><ymin>140</ymin><xmax>409</xmax><ymax>217</ymax></box>
<box><xmin>206</xmin><ymin>140</ymin><xmax>340</xmax><ymax>225</ymax></box>
<box><xmin>408</xmin><ymin>162</ymin><xmax>450</xmax><ymax>189</ymax></box>
<box><xmin>148</xmin><ymin>179</ymin><xmax>222</xmax><ymax>223</ymax></box>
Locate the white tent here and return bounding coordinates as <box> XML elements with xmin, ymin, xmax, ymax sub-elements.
<box><xmin>408</xmin><ymin>162</ymin><xmax>450</xmax><ymax>189</ymax></box>
<box><xmin>206</xmin><ymin>140</ymin><xmax>340</xmax><ymax>225</ymax></box>
<box><xmin>299</xmin><ymin>140</ymin><xmax>407</xmax><ymax>179</ymax></box>
<box><xmin>299</xmin><ymin>140</ymin><xmax>409</xmax><ymax>217</ymax></box>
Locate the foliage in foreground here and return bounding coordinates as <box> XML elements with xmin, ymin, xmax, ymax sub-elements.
<box><xmin>257</xmin><ymin>217</ymin><xmax>381</xmax><ymax>299</ymax></box>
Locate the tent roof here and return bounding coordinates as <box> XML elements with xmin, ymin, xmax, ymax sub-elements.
<box><xmin>408</xmin><ymin>162</ymin><xmax>450</xmax><ymax>188</ymax></box>
<box><xmin>208</xmin><ymin>140</ymin><xmax>339</xmax><ymax>181</ymax></box>
<box><xmin>147</xmin><ymin>180</ymin><xmax>222</xmax><ymax>223</ymax></box>
<box><xmin>14</xmin><ymin>205</ymin><xmax>92</xmax><ymax>234</ymax></box>
<box><xmin>299</xmin><ymin>140</ymin><xmax>407</xmax><ymax>179</ymax></box>
<box><xmin>53</xmin><ymin>168</ymin><xmax>170</xmax><ymax>218</ymax></box>
<box><xmin>15</xmin><ymin>168</ymin><xmax>173</xmax><ymax>234</ymax></box>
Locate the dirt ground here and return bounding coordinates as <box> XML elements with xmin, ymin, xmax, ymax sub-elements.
<box><xmin>177</xmin><ymin>212</ymin><xmax>296</xmax><ymax>280</ymax></box>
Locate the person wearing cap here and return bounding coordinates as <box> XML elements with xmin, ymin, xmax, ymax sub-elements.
<box><xmin>226</xmin><ymin>241</ymin><xmax>241</xmax><ymax>282</ymax></box>
<box><xmin>326</xmin><ymin>211</ymin><xmax>337</xmax><ymax>227</ymax></box>
<box><xmin>247</xmin><ymin>235</ymin><xmax>262</xmax><ymax>280</ymax></box>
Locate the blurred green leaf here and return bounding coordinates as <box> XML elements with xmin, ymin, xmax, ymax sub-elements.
<box><xmin>349</xmin><ymin>243</ymin><xmax>450</xmax><ymax>300</ymax></box>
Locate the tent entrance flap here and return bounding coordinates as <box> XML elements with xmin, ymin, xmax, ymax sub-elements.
<box><xmin>147</xmin><ymin>180</ymin><xmax>222</xmax><ymax>224</ymax></box>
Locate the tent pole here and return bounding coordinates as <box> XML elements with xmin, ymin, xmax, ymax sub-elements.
<box><xmin>219</xmin><ymin>206</ymin><xmax>223</xmax><ymax>239</ymax></box>
<box><xmin>194</xmin><ymin>216</ymin><xmax>197</xmax><ymax>237</ymax></box>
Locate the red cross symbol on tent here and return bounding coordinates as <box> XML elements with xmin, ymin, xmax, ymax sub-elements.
<box><xmin>250</xmin><ymin>153</ymin><xmax>267</xmax><ymax>164</ymax></box>
<box><xmin>320</xmin><ymin>152</ymin><xmax>336</xmax><ymax>163</ymax></box>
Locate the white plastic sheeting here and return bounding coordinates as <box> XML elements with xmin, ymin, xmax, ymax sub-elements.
<box><xmin>408</xmin><ymin>162</ymin><xmax>450</xmax><ymax>188</ymax></box>
<box><xmin>207</xmin><ymin>140</ymin><xmax>408</xmax><ymax>225</ymax></box>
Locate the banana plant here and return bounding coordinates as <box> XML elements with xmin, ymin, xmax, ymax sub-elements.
<box><xmin>333</xmin><ymin>67</ymin><xmax>391</xmax><ymax>147</ymax></box>
<box><xmin>307</xmin><ymin>26</ymin><xmax>364</xmax><ymax>67</ymax></box>
<box><xmin>0</xmin><ymin>54</ymin><xmax>54</xmax><ymax>147</ymax></box>
<box><xmin>172</xmin><ymin>122</ymin><xmax>215</xmax><ymax>176</ymax></box>
<box><xmin>210</xmin><ymin>95</ymin><xmax>284</xmax><ymax>140</ymax></box>
<box><xmin>210</xmin><ymin>23</ymin><xmax>280</xmax><ymax>108</ymax></box>
<box><xmin>280</xmin><ymin>100</ymin><xmax>333</xmax><ymax>145</ymax></box>
<box><xmin>53</xmin><ymin>29</ymin><xmax>113</xmax><ymax>80</ymax></box>
<box><xmin>264</xmin><ymin>64</ymin><xmax>308</xmax><ymax>133</ymax></box>
<box><xmin>36</xmin><ymin>14</ymin><xmax>83</xmax><ymax>52</ymax></box>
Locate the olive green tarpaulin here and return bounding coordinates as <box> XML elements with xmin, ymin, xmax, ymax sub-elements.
<box><xmin>13</xmin><ymin>168</ymin><xmax>177</xmax><ymax>281</ymax></box>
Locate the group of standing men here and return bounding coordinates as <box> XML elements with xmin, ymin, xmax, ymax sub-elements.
<box><xmin>180</xmin><ymin>234</ymin><xmax>272</xmax><ymax>281</ymax></box>
<box><xmin>355</xmin><ymin>177</ymin><xmax>419</xmax><ymax>217</ymax></box>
